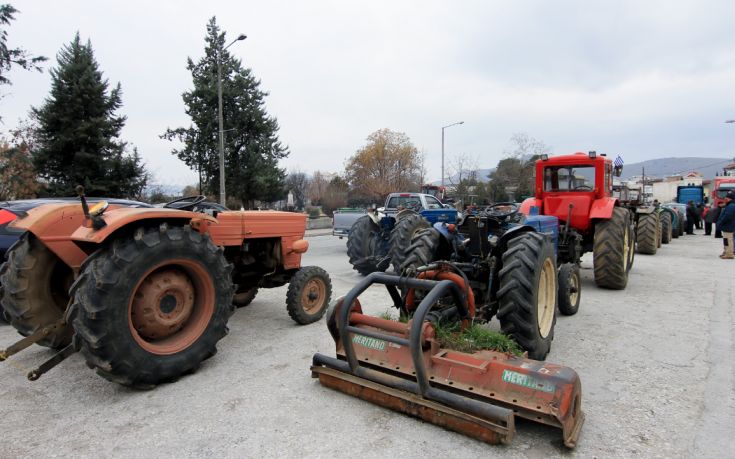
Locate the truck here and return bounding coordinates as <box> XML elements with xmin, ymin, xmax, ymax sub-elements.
<box><xmin>676</xmin><ymin>185</ymin><xmax>705</xmax><ymax>205</ymax></box>
<box><xmin>712</xmin><ymin>177</ymin><xmax>735</xmax><ymax>207</ymax></box>
<box><xmin>346</xmin><ymin>193</ymin><xmax>459</xmax><ymax>274</ymax></box>
<box><xmin>331</xmin><ymin>208</ymin><xmax>366</xmax><ymax>238</ymax></box>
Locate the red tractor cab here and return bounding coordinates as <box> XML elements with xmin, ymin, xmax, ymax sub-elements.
<box><xmin>520</xmin><ymin>151</ymin><xmax>635</xmax><ymax>290</ymax></box>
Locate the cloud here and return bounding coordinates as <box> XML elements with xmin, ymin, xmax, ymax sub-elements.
<box><xmin>2</xmin><ymin>0</ymin><xmax>734</xmax><ymax>185</ymax></box>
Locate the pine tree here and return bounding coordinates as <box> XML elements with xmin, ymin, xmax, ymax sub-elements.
<box><xmin>32</xmin><ymin>33</ymin><xmax>148</xmax><ymax>197</ymax></box>
<box><xmin>162</xmin><ymin>17</ymin><xmax>288</xmax><ymax>208</ymax></box>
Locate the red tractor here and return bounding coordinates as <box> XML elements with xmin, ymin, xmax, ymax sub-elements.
<box><xmin>0</xmin><ymin>192</ymin><xmax>332</xmax><ymax>387</ymax></box>
<box><xmin>520</xmin><ymin>151</ymin><xmax>635</xmax><ymax>290</ymax></box>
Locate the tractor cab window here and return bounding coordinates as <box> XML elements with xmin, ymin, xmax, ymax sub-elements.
<box><xmin>544</xmin><ymin>165</ymin><xmax>596</xmax><ymax>191</ymax></box>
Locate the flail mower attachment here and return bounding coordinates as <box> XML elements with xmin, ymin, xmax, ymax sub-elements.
<box><xmin>310</xmin><ymin>272</ymin><xmax>584</xmax><ymax>448</ymax></box>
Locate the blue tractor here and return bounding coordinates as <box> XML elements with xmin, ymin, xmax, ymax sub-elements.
<box><xmin>346</xmin><ymin>193</ymin><xmax>459</xmax><ymax>275</ymax></box>
<box><xmin>396</xmin><ymin>202</ymin><xmax>581</xmax><ymax>360</ymax></box>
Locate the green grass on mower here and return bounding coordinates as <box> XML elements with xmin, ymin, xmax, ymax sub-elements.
<box><xmin>379</xmin><ymin>309</ymin><xmax>522</xmax><ymax>356</ymax></box>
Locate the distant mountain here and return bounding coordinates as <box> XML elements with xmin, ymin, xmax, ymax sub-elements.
<box><xmin>619</xmin><ymin>157</ymin><xmax>732</xmax><ymax>180</ymax></box>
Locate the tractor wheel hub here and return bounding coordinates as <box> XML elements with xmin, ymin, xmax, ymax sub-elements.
<box><xmin>131</xmin><ymin>269</ymin><xmax>195</xmax><ymax>341</ymax></box>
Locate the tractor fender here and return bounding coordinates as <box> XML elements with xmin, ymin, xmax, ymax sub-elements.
<box><xmin>519</xmin><ymin>197</ymin><xmax>542</xmax><ymax>215</ymax></box>
<box><xmin>70</xmin><ymin>207</ymin><xmax>217</xmax><ymax>245</ymax></box>
<box><xmin>432</xmin><ymin>222</ymin><xmax>454</xmax><ymax>241</ymax></box>
<box><xmin>589</xmin><ymin>197</ymin><xmax>618</xmax><ymax>220</ymax></box>
<box><xmin>492</xmin><ymin>224</ymin><xmax>537</xmax><ymax>257</ymax></box>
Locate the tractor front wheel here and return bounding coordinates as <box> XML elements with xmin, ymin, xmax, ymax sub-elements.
<box><xmin>71</xmin><ymin>224</ymin><xmax>234</xmax><ymax>388</ymax></box>
<box><xmin>557</xmin><ymin>263</ymin><xmax>581</xmax><ymax>316</ymax></box>
<box><xmin>286</xmin><ymin>266</ymin><xmax>332</xmax><ymax>325</ymax></box>
<box><xmin>497</xmin><ymin>232</ymin><xmax>557</xmax><ymax>361</ymax></box>
<box><xmin>0</xmin><ymin>232</ymin><xmax>73</xmax><ymax>348</ymax></box>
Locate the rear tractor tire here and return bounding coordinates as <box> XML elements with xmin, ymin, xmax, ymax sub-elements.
<box><xmin>636</xmin><ymin>212</ymin><xmax>659</xmax><ymax>255</ymax></box>
<box><xmin>233</xmin><ymin>287</ymin><xmax>258</xmax><ymax>308</ymax></box>
<box><xmin>593</xmin><ymin>207</ymin><xmax>632</xmax><ymax>290</ymax></box>
<box><xmin>346</xmin><ymin>215</ymin><xmax>385</xmax><ymax>276</ymax></box>
<box><xmin>557</xmin><ymin>263</ymin><xmax>581</xmax><ymax>316</ymax></box>
<box><xmin>400</xmin><ymin>227</ymin><xmax>443</xmax><ymax>273</ymax></box>
<box><xmin>71</xmin><ymin>224</ymin><xmax>234</xmax><ymax>388</ymax></box>
<box><xmin>388</xmin><ymin>212</ymin><xmax>430</xmax><ymax>273</ymax></box>
<box><xmin>286</xmin><ymin>266</ymin><xmax>332</xmax><ymax>325</ymax></box>
<box><xmin>497</xmin><ymin>232</ymin><xmax>557</xmax><ymax>361</ymax></box>
<box><xmin>0</xmin><ymin>232</ymin><xmax>73</xmax><ymax>348</ymax></box>
<box><xmin>660</xmin><ymin>211</ymin><xmax>672</xmax><ymax>244</ymax></box>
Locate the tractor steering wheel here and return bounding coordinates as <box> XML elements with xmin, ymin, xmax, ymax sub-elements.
<box><xmin>574</xmin><ymin>185</ymin><xmax>593</xmax><ymax>191</ymax></box>
<box><xmin>163</xmin><ymin>195</ymin><xmax>207</xmax><ymax>211</ymax></box>
<box><xmin>484</xmin><ymin>202</ymin><xmax>519</xmax><ymax>218</ymax></box>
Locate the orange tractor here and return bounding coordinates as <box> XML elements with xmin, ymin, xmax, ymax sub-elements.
<box><xmin>0</xmin><ymin>191</ymin><xmax>331</xmax><ymax>387</ymax></box>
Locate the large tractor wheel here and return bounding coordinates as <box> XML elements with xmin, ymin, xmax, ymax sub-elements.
<box><xmin>286</xmin><ymin>266</ymin><xmax>332</xmax><ymax>325</ymax></box>
<box><xmin>660</xmin><ymin>211</ymin><xmax>672</xmax><ymax>244</ymax></box>
<box><xmin>636</xmin><ymin>213</ymin><xmax>659</xmax><ymax>255</ymax></box>
<box><xmin>388</xmin><ymin>212</ymin><xmax>430</xmax><ymax>273</ymax></box>
<box><xmin>71</xmin><ymin>224</ymin><xmax>234</xmax><ymax>388</ymax></box>
<box><xmin>593</xmin><ymin>207</ymin><xmax>631</xmax><ymax>290</ymax></box>
<box><xmin>497</xmin><ymin>232</ymin><xmax>557</xmax><ymax>361</ymax></box>
<box><xmin>400</xmin><ymin>227</ymin><xmax>443</xmax><ymax>273</ymax></box>
<box><xmin>0</xmin><ymin>232</ymin><xmax>73</xmax><ymax>348</ymax></box>
<box><xmin>346</xmin><ymin>215</ymin><xmax>384</xmax><ymax>276</ymax></box>
<box><xmin>557</xmin><ymin>263</ymin><xmax>581</xmax><ymax>316</ymax></box>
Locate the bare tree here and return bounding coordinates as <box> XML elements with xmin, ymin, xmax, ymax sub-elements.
<box><xmin>308</xmin><ymin>170</ymin><xmax>330</xmax><ymax>205</ymax></box>
<box><xmin>447</xmin><ymin>153</ymin><xmax>480</xmax><ymax>186</ymax></box>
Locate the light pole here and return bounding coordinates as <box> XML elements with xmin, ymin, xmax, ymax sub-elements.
<box><xmin>217</xmin><ymin>33</ymin><xmax>247</xmax><ymax>205</ymax></box>
<box><xmin>441</xmin><ymin>121</ymin><xmax>464</xmax><ymax>187</ymax></box>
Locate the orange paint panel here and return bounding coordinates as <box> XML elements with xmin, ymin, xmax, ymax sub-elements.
<box><xmin>70</xmin><ymin>208</ymin><xmax>217</xmax><ymax>243</ymax></box>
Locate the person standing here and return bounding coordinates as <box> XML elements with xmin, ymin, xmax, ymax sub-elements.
<box><xmin>714</xmin><ymin>201</ymin><xmax>725</xmax><ymax>238</ymax></box>
<box><xmin>703</xmin><ymin>204</ymin><xmax>712</xmax><ymax>235</ymax></box>
<box><xmin>716</xmin><ymin>191</ymin><xmax>735</xmax><ymax>259</ymax></box>
<box><xmin>685</xmin><ymin>200</ymin><xmax>697</xmax><ymax>235</ymax></box>
<box><xmin>695</xmin><ymin>203</ymin><xmax>704</xmax><ymax>229</ymax></box>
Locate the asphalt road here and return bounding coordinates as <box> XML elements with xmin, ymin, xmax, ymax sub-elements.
<box><xmin>1</xmin><ymin>229</ymin><xmax>733</xmax><ymax>458</ymax></box>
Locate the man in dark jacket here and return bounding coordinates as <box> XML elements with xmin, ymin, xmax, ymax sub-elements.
<box><xmin>703</xmin><ymin>204</ymin><xmax>715</xmax><ymax>235</ymax></box>
<box><xmin>716</xmin><ymin>191</ymin><xmax>735</xmax><ymax>259</ymax></box>
<box><xmin>714</xmin><ymin>201</ymin><xmax>725</xmax><ymax>238</ymax></box>
<box><xmin>685</xmin><ymin>201</ymin><xmax>697</xmax><ymax>235</ymax></box>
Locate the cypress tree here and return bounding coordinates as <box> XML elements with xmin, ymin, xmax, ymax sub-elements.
<box><xmin>32</xmin><ymin>33</ymin><xmax>148</xmax><ymax>197</ymax></box>
<box><xmin>162</xmin><ymin>17</ymin><xmax>288</xmax><ymax>208</ymax></box>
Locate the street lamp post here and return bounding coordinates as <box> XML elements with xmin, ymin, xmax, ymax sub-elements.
<box><xmin>217</xmin><ymin>33</ymin><xmax>247</xmax><ymax>206</ymax></box>
<box><xmin>441</xmin><ymin>121</ymin><xmax>464</xmax><ymax>187</ymax></box>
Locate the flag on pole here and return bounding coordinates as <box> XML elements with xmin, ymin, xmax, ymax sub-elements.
<box><xmin>614</xmin><ymin>155</ymin><xmax>624</xmax><ymax>167</ymax></box>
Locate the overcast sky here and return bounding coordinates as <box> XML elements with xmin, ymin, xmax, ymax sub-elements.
<box><xmin>2</xmin><ymin>0</ymin><xmax>734</xmax><ymax>187</ymax></box>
